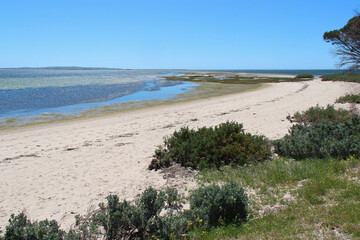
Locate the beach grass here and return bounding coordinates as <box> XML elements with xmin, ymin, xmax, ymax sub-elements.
<box><xmin>195</xmin><ymin>157</ymin><xmax>360</xmax><ymax>239</ymax></box>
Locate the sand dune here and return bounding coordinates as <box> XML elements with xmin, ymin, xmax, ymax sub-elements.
<box><xmin>0</xmin><ymin>78</ymin><xmax>359</xmax><ymax>230</ymax></box>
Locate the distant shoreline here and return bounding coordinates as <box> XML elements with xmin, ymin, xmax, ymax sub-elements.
<box><xmin>0</xmin><ymin>66</ymin><xmax>125</xmax><ymax>70</ymax></box>
<box><xmin>0</xmin><ymin>67</ymin><xmax>347</xmax><ymax>75</ymax></box>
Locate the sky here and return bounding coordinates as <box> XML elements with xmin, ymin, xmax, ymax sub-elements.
<box><xmin>1</xmin><ymin>0</ymin><xmax>360</xmax><ymax>69</ymax></box>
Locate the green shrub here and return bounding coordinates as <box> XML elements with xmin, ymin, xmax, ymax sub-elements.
<box><xmin>3</xmin><ymin>212</ymin><xmax>68</xmax><ymax>240</ymax></box>
<box><xmin>336</xmin><ymin>94</ymin><xmax>360</xmax><ymax>103</ymax></box>
<box><xmin>149</xmin><ymin>121</ymin><xmax>272</xmax><ymax>170</ymax></box>
<box><xmin>189</xmin><ymin>182</ymin><xmax>248</xmax><ymax>227</ymax></box>
<box><xmin>89</xmin><ymin>188</ymin><xmax>168</xmax><ymax>239</ymax></box>
<box><xmin>295</xmin><ymin>73</ymin><xmax>314</xmax><ymax>79</ymax></box>
<box><xmin>291</xmin><ymin>104</ymin><xmax>352</xmax><ymax>124</ymax></box>
<box><xmin>2</xmin><ymin>184</ymin><xmax>248</xmax><ymax>240</ymax></box>
<box><xmin>321</xmin><ymin>73</ymin><xmax>360</xmax><ymax>83</ymax></box>
<box><xmin>164</xmin><ymin>187</ymin><xmax>184</xmax><ymax>209</ymax></box>
<box><xmin>73</xmin><ymin>187</ymin><xmax>187</xmax><ymax>240</ymax></box>
<box><xmin>274</xmin><ymin>116</ymin><xmax>360</xmax><ymax>160</ymax></box>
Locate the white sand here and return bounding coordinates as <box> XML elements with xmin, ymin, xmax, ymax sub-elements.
<box><xmin>0</xmin><ymin>78</ymin><xmax>359</xmax><ymax>230</ymax></box>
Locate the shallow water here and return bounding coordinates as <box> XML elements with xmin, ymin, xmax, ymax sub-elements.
<box><xmin>0</xmin><ymin>69</ymin><xmax>196</xmax><ymax>126</ymax></box>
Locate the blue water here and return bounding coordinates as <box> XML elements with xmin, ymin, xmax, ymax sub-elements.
<box><xmin>0</xmin><ymin>69</ymin><xmax>196</xmax><ymax>124</ymax></box>
<box><xmin>0</xmin><ymin>68</ymin><xmax>347</xmax><ymax>126</ymax></box>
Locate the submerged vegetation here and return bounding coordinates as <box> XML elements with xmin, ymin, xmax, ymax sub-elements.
<box><xmin>295</xmin><ymin>73</ymin><xmax>314</xmax><ymax>79</ymax></box>
<box><xmin>163</xmin><ymin>74</ymin><xmax>311</xmax><ymax>85</ymax></box>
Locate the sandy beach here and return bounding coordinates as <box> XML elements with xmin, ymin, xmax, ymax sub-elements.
<box><xmin>0</xmin><ymin>78</ymin><xmax>359</xmax><ymax>231</ymax></box>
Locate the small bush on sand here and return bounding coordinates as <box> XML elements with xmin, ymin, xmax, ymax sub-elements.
<box><xmin>3</xmin><ymin>212</ymin><xmax>68</xmax><ymax>240</ymax></box>
<box><xmin>290</xmin><ymin>104</ymin><xmax>353</xmax><ymax>124</ymax></box>
<box><xmin>274</xmin><ymin>115</ymin><xmax>360</xmax><ymax>160</ymax></box>
<box><xmin>2</xmin><ymin>183</ymin><xmax>247</xmax><ymax>240</ymax></box>
<box><xmin>336</xmin><ymin>94</ymin><xmax>360</xmax><ymax>103</ymax></box>
<box><xmin>149</xmin><ymin>121</ymin><xmax>271</xmax><ymax>170</ymax></box>
<box><xmin>189</xmin><ymin>182</ymin><xmax>248</xmax><ymax>228</ymax></box>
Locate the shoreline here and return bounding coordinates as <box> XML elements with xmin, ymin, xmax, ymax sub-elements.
<box><xmin>0</xmin><ymin>72</ymin><xmax>269</xmax><ymax>130</ymax></box>
<box><xmin>0</xmin><ymin>78</ymin><xmax>359</xmax><ymax>230</ymax></box>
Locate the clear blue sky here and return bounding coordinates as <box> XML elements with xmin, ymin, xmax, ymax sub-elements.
<box><xmin>1</xmin><ymin>0</ymin><xmax>359</xmax><ymax>69</ymax></box>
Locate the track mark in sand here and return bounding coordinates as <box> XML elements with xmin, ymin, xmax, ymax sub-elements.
<box><xmin>205</xmin><ymin>82</ymin><xmax>310</xmax><ymax>120</ymax></box>
<box><xmin>108</xmin><ymin>132</ymin><xmax>138</xmax><ymax>140</ymax></box>
<box><xmin>162</xmin><ymin>124</ymin><xmax>175</xmax><ymax>129</ymax></box>
<box><xmin>2</xmin><ymin>153</ymin><xmax>40</xmax><ymax>162</ymax></box>
<box><xmin>265</xmin><ymin>82</ymin><xmax>309</xmax><ymax>104</ymax></box>
<box><xmin>295</xmin><ymin>82</ymin><xmax>309</xmax><ymax>93</ymax></box>
<box><xmin>64</xmin><ymin>146</ymin><xmax>78</xmax><ymax>151</ymax></box>
<box><xmin>217</xmin><ymin>112</ymin><xmax>230</xmax><ymax>116</ymax></box>
<box><xmin>114</xmin><ymin>142</ymin><xmax>131</xmax><ymax>147</ymax></box>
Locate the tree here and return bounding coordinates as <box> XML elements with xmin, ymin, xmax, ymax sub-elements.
<box><xmin>323</xmin><ymin>13</ymin><xmax>360</xmax><ymax>72</ymax></box>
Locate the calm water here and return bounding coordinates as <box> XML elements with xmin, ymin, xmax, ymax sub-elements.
<box><xmin>0</xmin><ymin>68</ymin><xmax>345</xmax><ymax>126</ymax></box>
<box><xmin>0</xmin><ymin>69</ymin><xmax>196</xmax><ymax>125</ymax></box>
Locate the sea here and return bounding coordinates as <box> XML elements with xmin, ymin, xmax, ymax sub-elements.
<box><xmin>0</xmin><ymin>68</ymin><xmax>347</xmax><ymax>127</ymax></box>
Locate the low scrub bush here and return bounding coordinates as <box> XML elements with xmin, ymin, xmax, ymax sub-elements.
<box><xmin>274</xmin><ymin>116</ymin><xmax>360</xmax><ymax>160</ymax></box>
<box><xmin>149</xmin><ymin>121</ymin><xmax>271</xmax><ymax>170</ymax></box>
<box><xmin>295</xmin><ymin>73</ymin><xmax>314</xmax><ymax>79</ymax></box>
<box><xmin>2</xmin><ymin>183</ymin><xmax>247</xmax><ymax>240</ymax></box>
<box><xmin>321</xmin><ymin>73</ymin><xmax>360</xmax><ymax>83</ymax></box>
<box><xmin>2</xmin><ymin>212</ymin><xmax>69</xmax><ymax>240</ymax></box>
<box><xmin>290</xmin><ymin>104</ymin><xmax>352</xmax><ymax>124</ymax></box>
<box><xmin>189</xmin><ymin>182</ymin><xmax>248</xmax><ymax>227</ymax></box>
<box><xmin>336</xmin><ymin>94</ymin><xmax>360</xmax><ymax>103</ymax></box>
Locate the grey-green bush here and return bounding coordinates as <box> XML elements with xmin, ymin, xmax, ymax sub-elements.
<box><xmin>291</xmin><ymin>104</ymin><xmax>352</xmax><ymax>124</ymax></box>
<box><xmin>2</xmin><ymin>184</ymin><xmax>248</xmax><ymax>240</ymax></box>
<box><xmin>3</xmin><ymin>212</ymin><xmax>69</xmax><ymax>240</ymax></box>
<box><xmin>189</xmin><ymin>182</ymin><xmax>248</xmax><ymax>227</ymax></box>
<box><xmin>274</xmin><ymin>116</ymin><xmax>360</xmax><ymax>160</ymax></box>
<box><xmin>149</xmin><ymin>121</ymin><xmax>271</xmax><ymax>170</ymax></box>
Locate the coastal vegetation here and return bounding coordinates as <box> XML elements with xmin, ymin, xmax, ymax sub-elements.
<box><xmin>321</xmin><ymin>73</ymin><xmax>360</xmax><ymax>82</ymax></box>
<box><xmin>273</xmin><ymin>115</ymin><xmax>360</xmax><ymax>160</ymax></box>
<box><xmin>197</xmin><ymin>156</ymin><xmax>360</xmax><ymax>239</ymax></box>
<box><xmin>1</xmin><ymin>183</ymin><xmax>248</xmax><ymax>240</ymax></box>
<box><xmin>289</xmin><ymin>104</ymin><xmax>353</xmax><ymax>124</ymax></box>
<box><xmin>276</xmin><ymin>105</ymin><xmax>360</xmax><ymax>160</ymax></box>
<box><xmin>337</xmin><ymin>93</ymin><xmax>360</xmax><ymax>103</ymax></box>
<box><xmin>295</xmin><ymin>73</ymin><xmax>314</xmax><ymax>79</ymax></box>
<box><xmin>1</xmin><ymin>106</ymin><xmax>359</xmax><ymax>239</ymax></box>
<box><xmin>149</xmin><ymin>122</ymin><xmax>271</xmax><ymax>170</ymax></box>
<box><xmin>163</xmin><ymin>74</ymin><xmax>311</xmax><ymax>85</ymax></box>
